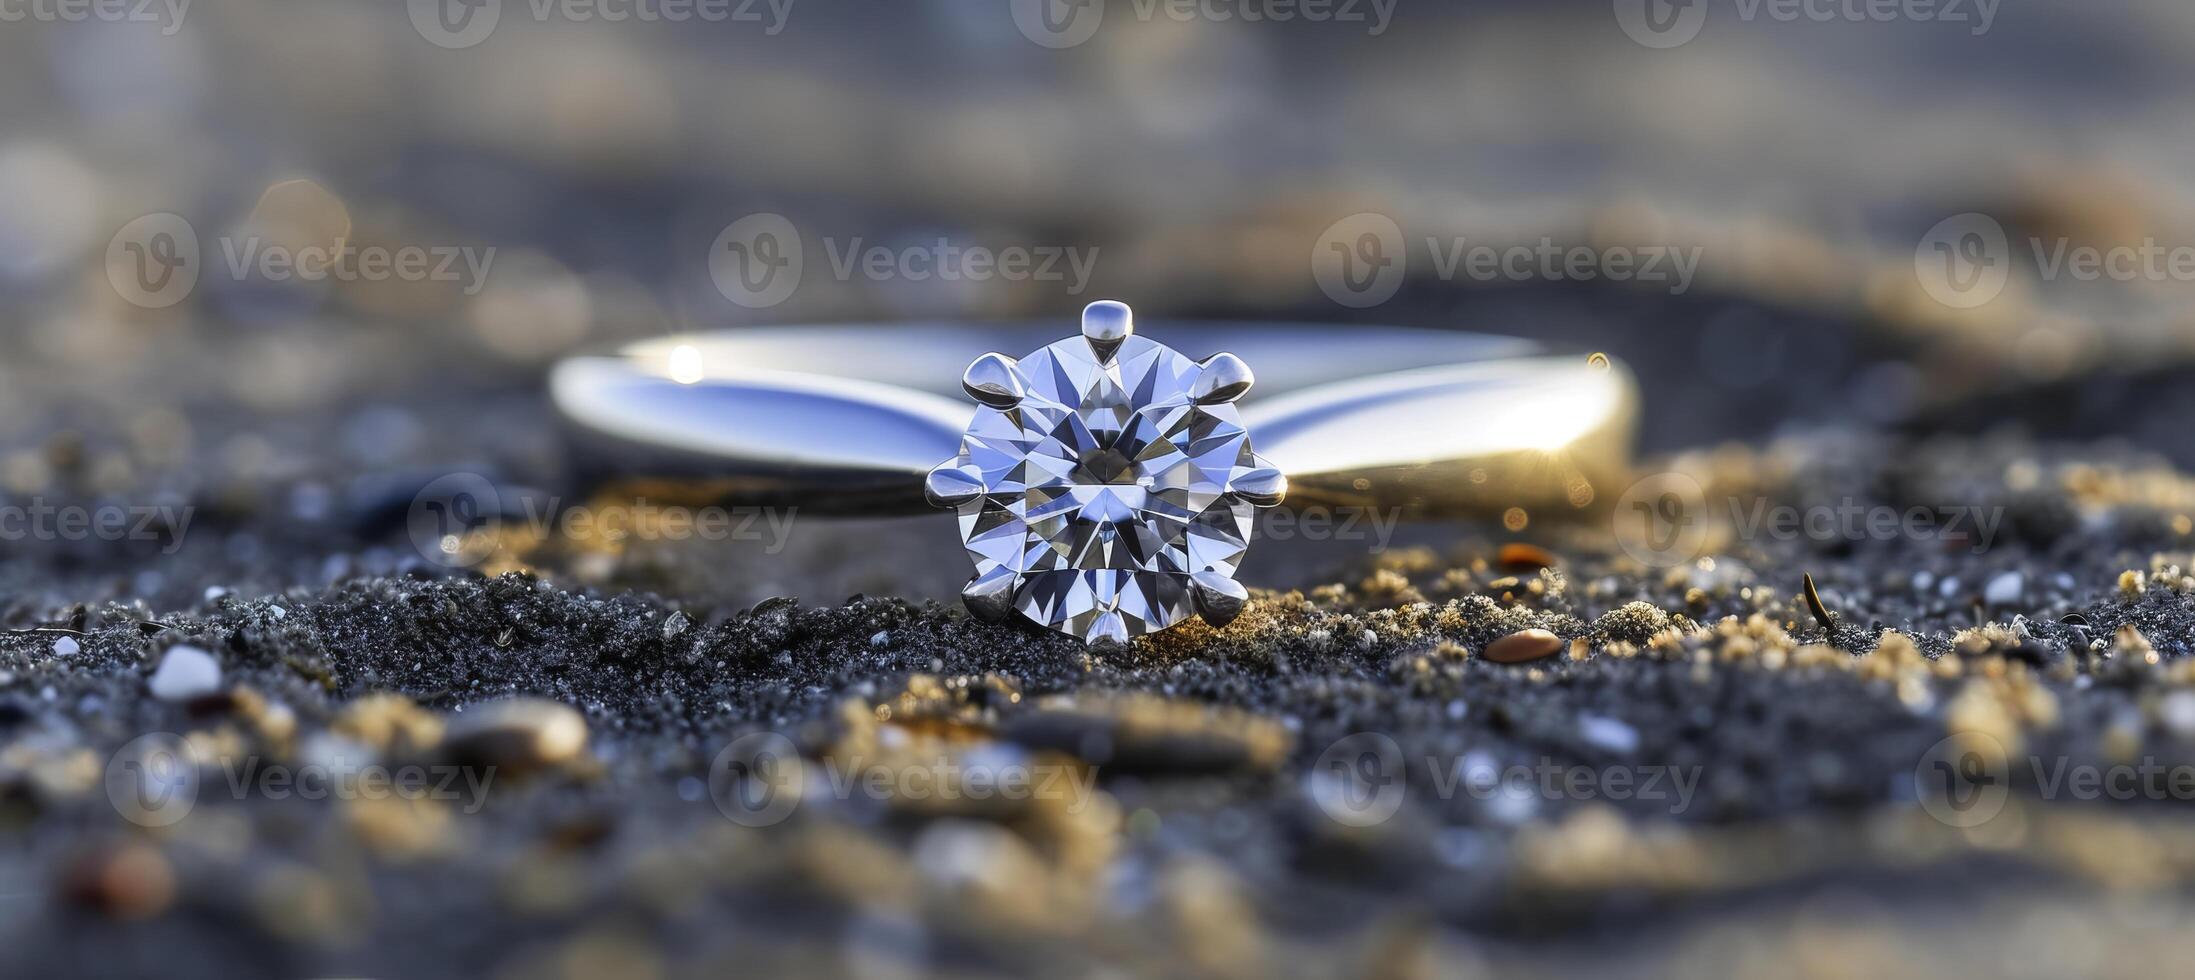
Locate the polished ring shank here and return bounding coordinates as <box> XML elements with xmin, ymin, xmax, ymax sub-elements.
<box><xmin>551</xmin><ymin>321</ymin><xmax>1636</xmax><ymax>517</ymax></box>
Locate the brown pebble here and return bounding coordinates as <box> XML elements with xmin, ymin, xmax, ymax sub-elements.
<box><xmin>1483</xmin><ymin>629</ymin><xmax>1563</xmax><ymax>664</ymax></box>
<box><xmin>1497</xmin><ymin>543</ymin><xmax>1558</xmax><ymax>571</ymax></box>
<box><xmin>444</xmin><ymin>698</ymin><xmax>588</xmax><ymax>772</ymax></box>
<box><xmin>63</xmin><ymin>841</ymin><xmax>175</xmax><ymax>920</ymax></box>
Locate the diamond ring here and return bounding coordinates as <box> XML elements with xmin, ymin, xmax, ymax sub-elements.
<box><xmin>923</xmin><ymin>301</ymin><xmax>1282</xmax><ymax>646</ymax></box>
<box><xmin>550</xmin><ymin>304</ymin><xmax>1638</xmax><ymax>643</ymax></box>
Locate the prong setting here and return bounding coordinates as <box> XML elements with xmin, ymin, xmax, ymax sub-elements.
<box><xmin>1232</xmin><ymin>464</ymin><xmax>1287</xmax><ymax>508</ymax></box>
<box><xmin>925</xmin><ymin>462</ymin><xmax>985</xmax><ymax>509</ymax></box>
<box><xmin>1192</xmin><ymin>352</ymin><xmax>1254</xmax><ymax>404</ymax></box>
<box><xmin>1190</xmin><ymin>571</ymin><xmax>1249</xmax><ymax>627</ymax></box>
<box><xmin>1085</xmin><ymin>612</ymin><xmax>1131</xmax><ymax>653</ymax></box>
<box><xmin>961</xmin><ymin>567</ymin><xmax>1017</xmax><ymax>622</ymax></box>
<box><xmin>1081</xmin><ymin>300</ymin><xmax>1133</xmax><ymax>362</ymax></box>
<box><xmin>963</xmin><ymin>352</ymin><xmax>1026</xmax><ymax>408</ymax></box>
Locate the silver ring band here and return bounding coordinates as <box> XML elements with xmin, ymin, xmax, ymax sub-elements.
<box><xmin>550</xmin><ymin>320</ymin><xmax>1638</xmax><ymax>517</ymax></box>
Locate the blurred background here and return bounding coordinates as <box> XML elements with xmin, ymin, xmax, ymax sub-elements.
<box><xmin>6</xmin><ymin>0</ymin><xmax>2195</xmax><ymax>605</ymax></box>
<box><xmin>9</xmin><ymin>1</ymin><xmax>2195</xmax><ymax>977</ymax></box>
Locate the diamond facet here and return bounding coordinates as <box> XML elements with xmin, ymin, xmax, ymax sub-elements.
<box><xmin>935</xmin><ymin>304</ymin><xmax>1280</xmax><ymax>644</ymax></box>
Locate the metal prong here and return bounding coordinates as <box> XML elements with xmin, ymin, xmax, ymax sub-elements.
<box><xmin>961</xmin><ymin>567</ymin><xmax>1017</xmax><ymax>623</ymax></box>
<box><xmin>1190</xmin><ymin>571</ymin><xmax>1249</xmax><ymax>628</ymax></box>
<box><xmin>1233</xmin><ymin>465</ymin><xmax>1287</xmax><ymax>507</ymax></box>
<box><xmin>1081</xmin><ymin>300</ymin><xmax>1133</xmax><ymax>362</ymax></box>
<box><xmin>963</xmin><ymin>352</ymin><xmax>1026</xmax><ymax>408</ymax></box>
<box><xmin>1191</xmin><ymin>352</ymin><xmax>1254</xmax><ymax>404</ymax></box>
<box><xmin>925</xmin><ymin>462</ymin><xmax>985</xmax><ymax>509</ymax></box>
<box><xmin>1085</xmin><ymin>611</ymin><xmax>1130</xmax><ymax>652</ymax></box>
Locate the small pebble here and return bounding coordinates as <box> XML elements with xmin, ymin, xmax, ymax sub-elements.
<box><xmin>63</xmin><ymin>842</ymin><xmax>176</xmax><ymax>920</ymax></box>
<box><xmin>1579</xmin><ymin>715</ymin><xmax>1640</xmax><ymax>753</ymax></box>
<box><xmin>52</xmin><ymin>637</ymin><xmax>79</xmax><ymax>658</ymax></box>
<box><xmin>2162</xmin><ymin>691</ymin><xmax>2195</xmax><ymax>739</ymax></box>
<box><xmin>445</xmin><ymin>698</ymin><xmax>588</xmax><ymax>771</ymax></box>
<box><xmin>1483</xmin><ymin>629</ymin><xmax>1562</xmax><ymax>664</ymax></box>
<box><xmin>1984</xmin><ymin>572</ymin><xmax>2023</xmax><ymax>606</ymax></box>
<box><xmin>147</xmin><ymin>646</ymin><xmax>222</xmax><ymax>702</ymax></box>
<box><xmin>870</xmin><ymin>630</ymin><xmax>890</xmax><ymax>647</ymax></box>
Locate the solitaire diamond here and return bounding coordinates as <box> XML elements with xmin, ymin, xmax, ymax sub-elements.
<box><xmin>927</xmin><ymin>301</ymin><xmax>1285</xmax><ymax>646</ymax></box>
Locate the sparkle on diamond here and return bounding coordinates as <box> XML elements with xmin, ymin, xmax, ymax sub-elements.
<box><xmin>951</xmin><ymin>334</ymin><xmax>1256</xmax><ymax>642</ymax></box>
